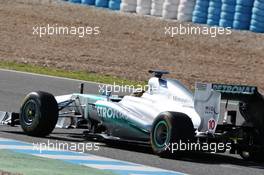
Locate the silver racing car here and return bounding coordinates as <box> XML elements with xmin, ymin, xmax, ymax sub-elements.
<box><xmin>1</xmin><ymin>70</ymin><xmax>264</xmax><ymax>161</ymax></box>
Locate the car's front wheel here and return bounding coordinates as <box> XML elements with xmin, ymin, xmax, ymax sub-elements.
<box><xmin>20</xmin><ymin>91</ymin><xmax>58</xmax><ymax>137</ymax></box>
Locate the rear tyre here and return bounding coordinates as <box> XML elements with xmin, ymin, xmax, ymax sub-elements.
<box><xmin>150</xmin><ymin>112</ymin><xmax>195</xmax><ymax>157</ymax></box>
<box><xmin>238</xmin><ymin>121</ymin><xmax>264</xmax><ymax>162</ymax></box>
<box><xmin>20</xmin><ymin>91</ymin><xmax>58</xmax><ymax>137</ymax></box>
<box><xmin>240</xmin><ymin>149</ymin><xmax>264</xmax><ymax>162</ymax></box>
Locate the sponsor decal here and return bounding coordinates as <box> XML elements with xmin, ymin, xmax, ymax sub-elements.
<box><xmin>173</xmin><ymin>96</ymin><xmax>190</xmax><ymax>104</ymax></box>
<box><xmin>96</xmin><ymin>106</ymin><xmax>128</xmax><ymax>120</ymax></box>
<box><xmin>212</xmin><ymin>84</ymin><xmax>256</xmax><ymax>94</ymax></box>
<box><xmin>205</xmin><ymin>106</ymin><xmax>218</xmax><ymax>115</ymax></box>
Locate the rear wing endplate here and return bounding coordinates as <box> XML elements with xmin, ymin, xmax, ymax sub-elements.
<box><xmin>194</xmin><ymin>83</ymin><xmax>221</xmax><ymax>133</ymax></box>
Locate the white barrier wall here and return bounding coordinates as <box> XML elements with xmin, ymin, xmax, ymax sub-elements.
<box><xmin>177</xmin><ymin>0</ymin><xmax>196</xmax><ymax>21</ymax></box>
<box><xmin>136</xmin><ymin>0</ymin><xmax>152</xmax><ymax>15</ymax></box>
<box><xmin>162</xmin><ymin>0</ymin><xmax>180</xmax><ymax>19</ymax></box>
<box><xmin>120</xmin><ymin>0</ymin><xmax>137</xmax><ymax>12</ymax></box>
<box><xmin>151</xmin><ymin>0</ymin><xmax>164</xmax><ymax>16</ymax></box>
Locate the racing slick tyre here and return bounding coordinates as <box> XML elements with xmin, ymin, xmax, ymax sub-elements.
<box><xmin>20</xmin><ymin>91</ymin><xmax>58</xmax><ymax>137</ymax></box>
<box><xmin>151</xmin><ymin>112</ymin><xmax>195</xmax><ymax>157</ymax></box>
<box><xmin>239</xmin><ymin>149</ymin><xmax>264</xmax><ymax>162</ymax></box>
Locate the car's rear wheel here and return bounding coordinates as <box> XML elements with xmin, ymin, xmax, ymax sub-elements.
<box><xmin>150</xmin><ymin>112</ymin><xmax>195</xmax><ymax>157</ymax></box>
<box><xmin>20</xmin><ymin>91</ymin><xmax>58</xmax><ymax>137</ymax></box>
<box><xmin>240</xmin><ymin>149</ymin><xmax>264</xmax><ymax>162</ymax></box>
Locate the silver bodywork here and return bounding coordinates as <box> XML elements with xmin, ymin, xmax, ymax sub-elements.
<box><xmin>55</xmin><ymin>77</ymin><xmax>221</xmax><ymax>141</ymax></box>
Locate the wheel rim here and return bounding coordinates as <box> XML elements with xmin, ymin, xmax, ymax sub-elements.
<box><xmin>153</xmin><ymin>120</ymin><xmax>170</xmax><ymax>148</ymax></box>
<box><xmin>241</xmin><ymin>150</ymin><xmax>251</xmax><ymax>159</ymax></box>
<box><xmin>242</xmin><ymin>151</ymin><xmax>249</xmax><ymax>156</ymax></box>
<box><xmin>22</xmin><ymin>99</ymin><xmax>39</xmax><ymax>126</ymax></box>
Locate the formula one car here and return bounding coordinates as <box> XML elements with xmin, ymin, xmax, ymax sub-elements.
<box><xmin>1</xmin><ymin>70</ymin><xmax>264</xmax><ymax>161</ymax></box>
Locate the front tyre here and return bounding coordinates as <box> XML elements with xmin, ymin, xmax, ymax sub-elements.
<box><xmin>150</xmin><ymin>112</ymin><xmax>195</xmax><ymax>156</ymax></box>
<box><xmin>20</xmin><ymin>91</ymin><xmax>58</xmax><ymax>137</ymax></box>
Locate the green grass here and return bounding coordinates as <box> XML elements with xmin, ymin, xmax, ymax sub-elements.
<box><xmin>0</xmin><ymin>61</ymin><xmax>145</xmax><ymax>86</ymax></box>
<box><xmin>0</xmin><ymin>149</ymin><xmax>117</xmax><ymax>175</ymax></box>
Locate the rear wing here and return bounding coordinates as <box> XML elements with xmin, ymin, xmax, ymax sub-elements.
<box><xmin>211</xmin><ymin>83</ymin><xmax>259</xmax><ymax>101</ymax></box>
<box><xmin>195</xmin><ymin>83</ymin><xmax>264</xmax><ymax>136</ymax></box>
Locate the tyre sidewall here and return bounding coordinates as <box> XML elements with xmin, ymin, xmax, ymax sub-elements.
<box><xmin>20</xmin><ymin>91</ymin><xmax>58</xmax><ymax>137</ymax></box>
<box><xmin>151</xmin><ymin>112</ymin><xmax>194</xmax><ymax>156</ymax></box>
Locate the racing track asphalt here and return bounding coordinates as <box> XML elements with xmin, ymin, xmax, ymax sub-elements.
<box><xmin>0</xmin><ymin>69</ymin><xmax>263</xmax><ymax>175</ymax></box>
